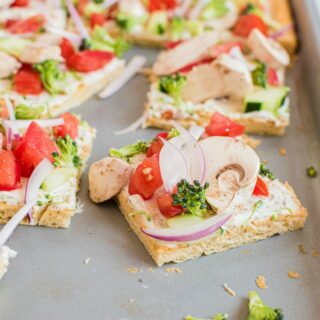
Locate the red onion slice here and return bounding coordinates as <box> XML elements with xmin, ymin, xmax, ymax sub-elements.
<box><xmin>0</xmin><ymin>200</ymin><xmax>36</xmax><ymax>247</ymax></box>
<box><xmin>4</xmin><ymin>97</ymin><xmax>15</xmax><ymax>121</ymax></box>
<box><xmin>142</xmin><ymin>212</ymin><xmax>232</xmax><ymax>242</ymax></box>
<box><xmin>171</xmin><ymin>122</ymin><xmax>206</xmax><ymax>184</ymax></box>
<box><xmin>66</xmin><ymin>0</ymin><xmax>90</xmax><ymax>39</ymax></box>
<box><xmin>25</xmin><ymin>158</ymin><xmax>54</xmax><ymax>223</ymax></box>
<box><xmin>46</xmin><ymin>26</ymin><xmax>82</xmax><ymax>47</ymax></box>
<box><xmin>269</xmin><ymin>24</ymin><xmax>294</xmax><ymax>40</ymax></box>
<box><xmin>3</xmin><ymin>119</ymin><xmax>64</xmax><ymax>130</ymax></box>
<box><xmin>159</xmin><ymin>138</ymin><xmax>188</xmax><ymax>193</ymax></box>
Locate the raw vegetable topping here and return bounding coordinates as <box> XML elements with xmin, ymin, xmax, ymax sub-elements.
<box><xmin>159</xmin><ymin>73</ymin><xmax>186</xmax><ymax>104</ymax></box>
<box><xmin>109</xmin><ymin>140</ymin><xmax>149</xmax><ymax>160</ymax></box>
<box><xmin>172</xmin><ymin>179</ymin><xmax>209</xmax><ymax>217</ymax></box>
<box><xmin>52</xmin><ymin>135</ymin><xmax>81</xmax><ymax>169</ymax></box>
<box><xmin>306</xmin><ymin>166</ymin><xmax>317</xmax><ymax>178</ymax></box>
<box><xmin>259</xmin><ymin>163</ymin><xmax>275</xmax><ymax>180</ymax></box>
<box><xmin>247</xmin><ymin>291</ymin><xmax>283</xmax><ymax>320</ymax></box>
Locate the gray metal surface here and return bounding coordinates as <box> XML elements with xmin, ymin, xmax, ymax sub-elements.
<box><xmin>2</xmin><ymin>11</ymin><xmax>320</xmax><ymax>320</ymax></box>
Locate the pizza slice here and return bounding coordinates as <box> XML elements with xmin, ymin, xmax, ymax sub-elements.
<box><xmin>96</xmin><ymin>0</ymin><xmax>296</xmax><ymax>54</ymax></box>
<box><xmin>144</xmin><ymin>29</ymin><xmax>291</xmax><ymax>135</ymax></box>
<box><xmin>88</xmin><ymin>124</ymin><xmax>307</xmax><ymax>266</ymax></box>
<box><xmin>0</xmin><ymin>112</ymin><xmax>96</xmax><ymax>228</ymax></box>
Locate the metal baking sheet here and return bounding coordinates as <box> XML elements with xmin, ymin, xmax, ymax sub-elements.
<box><xmin>2</xmin><ymin>2</ymin><xmax>320</xmax><ymax>319</ymax></box>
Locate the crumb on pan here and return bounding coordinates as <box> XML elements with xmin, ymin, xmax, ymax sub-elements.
<box><xmin>84</xmin><ymin>258</ymin><xmax>91</xmax><ymax>265</ymax></box>
<box><xmin>287</xmin><ymin>271</ymin><xmax>300</xmax><ymax>279</ymax></box>
<box><xmin>255</xmin><ymin>275</ymin><xmax>267</xmax><ymax>289</ymax></box>
<box><xmin>241</xmin><ymin>249</ymin><xmax>250</xmax><ymax>254</ymax></box>
<box><xmin>298</xmin><ymin>244</ymin><xmax>306</xmax><ymax>254</ymax></box>
<box><xmin>279</xmin><ymin>147</ymin><xmax>287</xmax><ymax>156</ymax></box>
<box><xmin>223</xmin><ymin>283</ymin><xmax>236</xmax><ymax>296</ymax></box>
<box><xmin>126</xmin><ymin>267</ymin><xmax>140</xmax><ymax>274</ymax></box>
<box><xmin>128</xmin><ymin>299</ymin><xmax>134</xmax><ymax>303</ymax></box>
<box><xmin>165</xmin><ymin>267</ymin><xmax>183</xmax><ymax>274</ymax></box>
<box><xmin>312</xmin><ymin>249</ymin><xmax>320</xmax><ymax>257</ymax></box>
<box><xmin>148</xmin><ymin>267</ymin><xmax>155</xmax><ymax>273</ymax></box>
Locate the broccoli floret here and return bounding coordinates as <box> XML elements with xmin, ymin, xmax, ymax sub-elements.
<box><xmin>172</xmin><ymin>179</ymin><xmax>209</xmax><ymax>217</ymax></box>
<box><xmin>259</xmin><ymin>163</ymin><xmax>275</xmax><ymax>180</ymax></box>
<box><xmin>252</xmin><ymin>63</ymin><xmax>267</xmax><ymax>88</ymax></box>
<box><xmin>242</xmin><ymin>3</ymin><xmax>257</xmax><ymax>15</ymax></box>
<box><xmin>306</xmin><ymin>166</ymin><xmax>317</xmax><ymax>178</ymax></box>
<box><xmin>109</xmin><ymin>140</ymin><xmax>149</xmax><ymax>160</ymax></box>
<box><xmin>170</xmin><ymin>17</ymin><xmax>185</xmax><ymax>41</ymax></box>
<box><xmin>159</xmin><ymin>73</ymin><xmax>186</xmax><ymax>105</ymax></box>
<box><xmin>87</xmin><ymin>26</ymin><xmax>129</xmax><ymax>57</ymax></box>
<box><xmin>167</xmin><ymin>127</ymin><xmax>180</xmax><ymax>139</ymax></box>
<box><xmin>15</xmin><ymin>104</ymin><xmax>45</xmax><ymax>120</ymax></box>
<box><xmin>34</xmin><ymin>60</ymin><xmax>68</xmax><ymax>95</ymax></box>
<box><xmin>248</xmin><ymin>291</ymin><xmax>283</xmax><ymax>320</ymax></box>
<box><xmin>53</xmin><ymin>135</ymin><xmax>82</xmax><ymax>169</ymax></box>
<box><xmin>201</xmin><ymin>0</ymin><xmax>228</xmax><ymax>20</ymax></box>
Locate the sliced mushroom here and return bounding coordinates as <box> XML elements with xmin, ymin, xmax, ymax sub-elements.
<box><xmin>247</xmin><ymin>28</ymin><xmax>290</xmax><ymax>69</ymax></box>
<box><xmin>199</xmin><ymin>137</ymin><xmax>260</xmax><ymax>213</ymax></box>
<box><xmin>0</xmin><ymin>52</ymin><xmax>21</xmax><ymax>79</ymax></box>
<box><xmin>20</xmin><ymin>43</ymin><xmax>62</xmax><ymax>64</ymax></box>
<box><xmin>89</xmin><ymin>157</ymin><xmax>133</xmax><ymax>203</ymax></box>
<box><xmin>181</xmin><ymin>53</ymin><xmax>253</xmax><ymax>103</ymax></box>
<box><xmin>152</xmin><ymin>32</ymin><xmax>219</xmax><ymax>76</ymax></box>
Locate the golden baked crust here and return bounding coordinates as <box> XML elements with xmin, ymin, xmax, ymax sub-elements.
<box><xmin>116</xmin><ymin>183</ymin><xmax>307</xmax><ymax>266</ymax></box>
<box><xmin>0</xmin><ymin>127</ymin><xmax>96</xmax><ymax>229</ymax></box>
<box><xmin>144</xmin><ymin>103</ymin><xmax>288</xmax><ymax>136</ymax></box>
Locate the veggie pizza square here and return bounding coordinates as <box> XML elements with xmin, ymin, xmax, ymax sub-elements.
<box><xmin>89</xmin><ymin>124</ymin><xmax>307</xmax><ymax>266</ymax></box>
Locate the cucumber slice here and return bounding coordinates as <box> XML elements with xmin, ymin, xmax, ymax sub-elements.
<box><xmin>167</xmin><ymin>214</ymin><xmax>204</xmax><ymax>229</ymax></box>
<box><xmin>41</xmin><ymin>168</ymin><xmax>76</xmax><ymax>192</ymax></box>
<box><xmin>146</xmin><ymin>11</ymin><xmax>168</xmax><ymax>35</ymax></box>
<box><xmin>244</xmin><ymin>87</ymin><xmax>289</xmax><ymax>114</ymax></box>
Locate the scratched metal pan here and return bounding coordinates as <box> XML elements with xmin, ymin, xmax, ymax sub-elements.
<box><xmin>1</xmin><ymin>1</ymin><xmax>320</xmax><ymax>319</ymax></box>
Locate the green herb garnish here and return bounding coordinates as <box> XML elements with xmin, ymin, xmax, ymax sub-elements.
<box><xmin>172</xmin><ymin>179</ymin><xmax>209</xmax><ymax>217</ymax></box>
<box><xmin>306</xmin><ymin>166</ymin><xmax>317</xmax><ymax>178</ymax></box>
<box><xmin>259</xmin><ymin>163</ymin><xmax>275</xmax><ymax>180</ymax></box>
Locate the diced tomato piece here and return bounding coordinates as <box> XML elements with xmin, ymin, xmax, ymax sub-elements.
<box><xmin>11</xmin><ymin>0</ymin><xmax>29</xmax><ymax>7</ymax></box>
<box><xmin>76</xmin><ymin>0</ymin><xmax>89</xmax><ymax>15</ymax></box>
<box><xmin>66</xmin><ymin>50</ymin><xmax>114</xmax><ymax>72</ymax></box>
<box><xmin>148</xmin><ymin>0</ymin><xmax>177</xmax><ymax>12</ymax></box>
<box><xmin>267</xmin><ymin>68</ymin><xmax>279</xmax><ymax>86</ymax></box>
<box><xmin>163</xmin><ymin>40</ymin><xmax>183</xmax><ymax>49</ymax></box>
<box><xmin>156</xmin><ymin>192</ymin><xmax>184</xmax><ymax>217</ymax></box>
<box><xmin>7</xmin><ymin>14</ymin><xmax>45</xmax><ymax>34</ymax></box>
<box><xmin>128</xmin><ymin>154</ymin><xmax>163</xmax><ymax>200</ymax></box>
<box><xmin>178</xmin><ymin>57</ymin><xmax>214</xmax><ymax>74</ymax></box>
<box><xmin>90</xmin><ymin>13</ymin><xmax>106</xmax><ymax>28</ymax></box>
<box><xmin>211</xmin><ymin>41</ymin><xmax>243</xmax><ymax>58</ymax></box>
<box><xmin>233</xmin><ymin>14</ymin><xmax>268</xmax><ymax>37</ymax></box>
<box><xmin>252</xmin><ymin>177</ymin><xmax>269</xmax><ymax>197</ymax></box>
<box><xmin>146</xmin><ymin>132</ymin><xmax>168</xmax><ymax>157</ymax></box>
<box><xmin>205</xmin><ymin>112</ymin><xmax>245</xmax><ymax>137</ymax></box>
<box><xmin>60</xmin><ymin>38</ymin><xmax>76</xmax><ymax>60</ymax></box>
<box><xmin>53</xmin><ymin>112</ymin><xmax>79</xmax><ymax>140</ymax></box>
<box><xmin>0</xmin><ymin>150</ymin><xmax>21</xmax><ymax>191</ymax></box>
<box><xmin>13</xmin><ymin>65</ymin><xmax>44</xmax><ymax>96</ymax></box>
<box><xmin>14</xmin><ymin>122</ymin><xmax>58</xmax><ymax>177</ymax></box>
